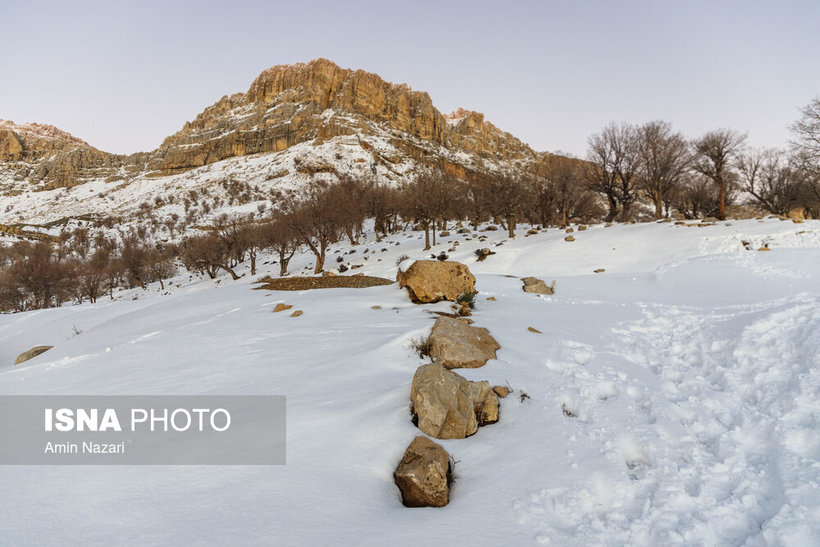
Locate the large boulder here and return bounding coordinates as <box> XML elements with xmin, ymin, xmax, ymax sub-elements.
<box><xmin>427</xmin><ymin>316</ymin><xmax>500</xmax><ymax>369</ymax></box>
<box><xmin>411</xmin><ymin>363</ymin><xmax>478</xmax><ymax>439</ymax></box>
<box><xmin>522</xmin><ymin>276</ymin><xmax>554</xmax><ymax>295</ymax></box>
<box><xmin>393</xmin><ymin>436</ymin><xmax>452</xmax><ymax>507</ymax></box>
<box><xmin>14</xmin><ymin>345</ymin><xmax>53</xmax><ymax>365</ymax></box>
<box><xmin>397</xmin><ymin>260</ymin><xmax>476</xmax><ymax>304</ymax></box>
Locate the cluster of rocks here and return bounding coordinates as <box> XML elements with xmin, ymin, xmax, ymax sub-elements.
<box><xmin>392</xmin><ymin>260</ymin><xmax>510</xmax><ymax>507</ymax></box>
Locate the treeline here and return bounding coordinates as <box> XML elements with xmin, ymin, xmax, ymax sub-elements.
<box><xmin>582</xmin><ymin>98</ymin><xmax>820</xmax><ymax>222</ymax></box>
<box><xmin>1</xmin><ymin>99</ymin><xmax>818</xmax><ymax>313</ymax></box>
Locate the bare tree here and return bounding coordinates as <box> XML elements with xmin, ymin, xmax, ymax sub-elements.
<box><xmin>637</xmin><ymin>121</ymin><xmax>691</xmax><ymax>219</ymax></box>
<box><xmin>586</xmin><ymin>122</ymin><xmax>641</xmax><ymax>222</ymax></box>
<box><xmin>401</xmin><ymin>169</ymin><xmax>450</xmax><ymax>250</ymax></box>
<box><xmin>262</xmin><ymin>213</ymin><xmax>300</xmax><ymax>277</ymax></box>
<box><xmin>738</xmin><ymin>148</ymin><xmax>808</xmax><ymax>215</ymax></box>
<box><xmin>287</xmin><ymin>181</ymin><xmax>344</xmax><ymax>273</ymax></box>
<box><xmin>790</xmin><ymin>97</ymin><xmax>820</xmax><ymax>208</ymax></box>
<box><xmin>366</xmin><ymin>181</ymin><xmax>399</xmax><ymax>242</ymax></box>
<box><xmin>485</xmin><ymin>171</ymin><xmax>526</xmax><ymax>237</ymax></box>
<box><xmin>692</xmin><ymin>129</ymin><xmax>746</xmax><ymax>220</ymax></box>
<box><xmin>179</xmin><ymin>233</ymin><xmax>240</xmax><ymax>280</ymax></box>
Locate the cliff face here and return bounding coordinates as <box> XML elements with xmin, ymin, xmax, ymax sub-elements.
<box><xmin>0</xmin><ymin>120</ymin><xmax>138</xmax><ymax>190</ymax></box>
<box><xmin>2</xmin><ymin>58</ymin><xmax>541</xmax><ymax>189</ymax></box>
<box><xmin>146</xmin><ymin>58</ymin><xmax>536</xmax><ymax>175</ymax></box>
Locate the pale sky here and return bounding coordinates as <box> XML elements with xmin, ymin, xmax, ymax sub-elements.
<box><xmin>2</xmin><ymin>0</ymin><xmax>818</xmax><ymax>157</ymax></box>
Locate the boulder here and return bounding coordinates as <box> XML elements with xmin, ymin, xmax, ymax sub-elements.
<box><xmin>522</xmin><ymin>277</ymin><xmax>554</xmax><ymax>295</ymax></box>
<box><xmin>411</xmin><ymin>363</ymin><xmax>478</xmax><ymax>439</ymax></box>
<box><xmin>469</xmin><ymin>381</ymin><xmax>499</xmax><ymax>425</ymax></box>
<box><xmin>427</xmin><ymin>316</ymin><xmax>500</xmax><ymax>369</ymax></box>
<box><xmin>14</xmin><ymin>345</ymin><xmax>53</xmax><ymax>365</ymax></box>
<box><xmin>393</xmin><ymin>436</ymin><xmax>451</xmax><ymax>507</ymax></box>
<box><xmin>396</xmin><ymin>260</ymin><xmax>476</xmax><ymax>304</ymax></box>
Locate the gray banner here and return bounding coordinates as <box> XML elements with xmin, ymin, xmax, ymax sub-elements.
<box><xmin>0</xmin><ymin>396</ymin><xmax>285</xmax><ymax>465</ymax></box>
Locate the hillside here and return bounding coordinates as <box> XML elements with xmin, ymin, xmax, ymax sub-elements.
<box><xmin>1</xmin><ymin>59</ymin><xmax>546</xmax><ymax>230</ymax></box>
<box><xmin>1</xmin><ymin>218</ymin><xmax>818</xmax><ymax>545</ymax></box>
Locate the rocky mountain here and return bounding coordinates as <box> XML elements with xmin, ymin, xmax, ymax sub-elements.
<box><xmin>1</xmin><ymin>59</ymin><xmax>550</xmax><ymax>228</ymax></box>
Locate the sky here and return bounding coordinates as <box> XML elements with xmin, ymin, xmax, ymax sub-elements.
<box><xmin>1</xmin><ymin>0</ymin><xmax>818</xmax><ymax>157</ymax></box>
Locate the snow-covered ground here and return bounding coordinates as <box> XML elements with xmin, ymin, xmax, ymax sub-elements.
<box><xmin>1</xmin><ymin>218</ymin><xmax>818</xmax><ymax>545</ymax></box>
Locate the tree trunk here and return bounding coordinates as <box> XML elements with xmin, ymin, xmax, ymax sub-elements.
<box><xmin>218</xmin><ymin>265</ymin><xmax>240</xmax><ymax>280</ymax></box>
<box><xmin>507</xmin><ymin>215</ymin><xmax>515</xmax><ymax>238</ymax></box>
<box><xmin>717</xmin><ymin>180</ymin><xmax>726</xmax><ymax>220</ymax></box>
<box><xmin>620</xmin><ymin>202</ymin><xmax>631</xmax><ymax>222</ymax></box>
<box><xmin>423</xmin><ymin>221</ymin><xmax>431</xmax><ymax>251</ymax></box>
<box><xmin>312</xmin><ymin>241</ymin><xmax>326</xmax><ymax>274</ymax></box>
<box><xmin>605</xmin><ymin>196</ymin><xmax>618</xmax><ymax>223</ymax></box>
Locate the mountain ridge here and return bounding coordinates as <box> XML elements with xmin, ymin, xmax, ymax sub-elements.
<box><xmin>1</xmin><ymin>58</ymin><xmax>544</xmax><ymax>192</ymax></box>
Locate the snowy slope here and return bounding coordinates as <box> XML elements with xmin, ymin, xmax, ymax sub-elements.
<box><xmin>1</xmin><ymin>218</ymin><xmax>818</xmax><ymax>546</ymax></box>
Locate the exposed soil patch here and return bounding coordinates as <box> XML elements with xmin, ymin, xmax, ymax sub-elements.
<box><xmin>255</xmin><ymin>275</ymin><xmax>393</xmax><ymax>291</ymax></box>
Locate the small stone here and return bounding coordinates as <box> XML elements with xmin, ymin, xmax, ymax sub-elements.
<box><xmin>564</xmin><ymin>235</ymin><xmax>575</xmax><ymax>242</ymax></box>
<box><xmin>528</xmin><ymin>326</ymin><xmax>542</xmax><ymax>333</ymax></box>
<box><xmin>486</xmin><ymin>296</ymin><xmax>497</xmax><ymax>301</ymax></box>
<box><xmin>273</xmin><ymin>303</ymin><xmax>292</xmax><ymax>313</ymax></box>
<box><xmin>371</xmin><ymin>305</ymin><xmax>382</xmax><ymax>310</ymax></box>
<box><xmin>492</xmin><ymin>386</ymin><xmax>510</xmax><ymax>398</ymax></box>
<box><xmin>594</xmin><ymin>268</ymin><xmax>605</xmax><ymax>273</ymax></box>
<box><xmin>290</xmin><ymin>310</ymin><xmax>303</xmax><ymax>317</ymax></box>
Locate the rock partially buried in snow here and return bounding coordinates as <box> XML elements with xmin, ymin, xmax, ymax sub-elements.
<box><xmin>273</xmin><ymin>303</ymin><xmax>293</xmax><ymax>312</ymax></box>
<box><xmin>411</xmin><ymin>363</ymin><xmax>478</xmax><ymax>439</ymax></box>
<box><xmin>290</xmin><ymin>310</ymin><xmax>303</xmax><ymax>317</ymax></box>
<box><xmin>396</xmin><ymin>260</ymin><xmax>476</xmax><ymax>304</ymax></box>
<box><xmin>14</xmin><ymin>345</ymin><xmax>53</xmax><ymax>365</ymax></box>
<box><xmin>393</xmin><ymin>436</ymin><xmax>452</xmax><ymax>507</ymax></box>
<box><xmin>427</xmin><ymin>316</ymin><xmax>500</xmax><ymax>369</ymax></box>
<box><xmin>469</xmin><ymin>381</ymin><xmax>499</xmax><ymax>425</ymax></box>
<box><xmin>522</xmin><ymin>277</ymin><xmax>554</xmax><ymax>295</ymax></box>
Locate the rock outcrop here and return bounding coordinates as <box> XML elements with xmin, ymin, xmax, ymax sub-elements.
<box><xmin>3</xmin><ymin>59</ymin><xmax>555</xmax><ymax>192</ymax></box>
<box><xmin>397</xmin><ymin>260</ymin><xmax>476</xmax><ymax>304</ymax></box>
<box><xmin>0</xmin><ymin>120</ymin><xmax>141</xmax><ymax>190</ymax></box>
<box><xmin>393</xmin><ymin>436</ymin><xmax>452</xmax><ymax>507</ymax></box>
<box><xmin>14</xmin><ymin>345</ymin><xmax>53</xmax><ymax>365</ymax></box>
<box><xmin>427</xmin><ymin>316</ymin><xmax>500</xmax><ymax>369</ymax></box>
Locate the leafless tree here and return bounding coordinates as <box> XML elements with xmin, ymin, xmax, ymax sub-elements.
<box><xmin>692</xmin><ymin>129</ymin><xmax>746</xmax><ymax>220</ymax></box>
<box><xmin>401</xmin><ymin>169</ymin><xmax>450</xmax><ymax>250</ymax></box>
<box><xmin>738</xmin><ymin>148</ymin><xmax>809</xmax><ymax>216</ymax></box>
<box><xmin>637</xmin><ymin>121</ymin><xmax>691</xmax><ymax>219</ymax></box>
<box><xmin>484</xmin><ymin>171</ymin><xmax>526</xmax><ymax>238</ymax></box>
<box><xmin>790</xmin><ymin>97</ymin><xmax>820</xmax><ymax>207</ymax></box>
<box><xmin>261</xmin><ymin>212</ymin><xmax>300</xmax><ymax>277</ymax></box>
<box><xmin>287</xmin><ymin>181</ymin><xmax>344</xmax><ymax>273</ymax></box>
<box><xmin>586</xmin><ymin>122</ymin><xmax>641</xmax><ymax>222</ymax></box>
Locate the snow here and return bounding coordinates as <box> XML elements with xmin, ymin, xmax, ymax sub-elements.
<box><xmin>1</xmin><ymin>218</ymin><xmax>819</xmax><ymax>545</ymax></box>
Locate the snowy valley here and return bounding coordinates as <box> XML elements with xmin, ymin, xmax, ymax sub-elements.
<box><xmin>1</xmin><ymin>216</ymin><xmax>818</xmax><ymax>545</ymax></box>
